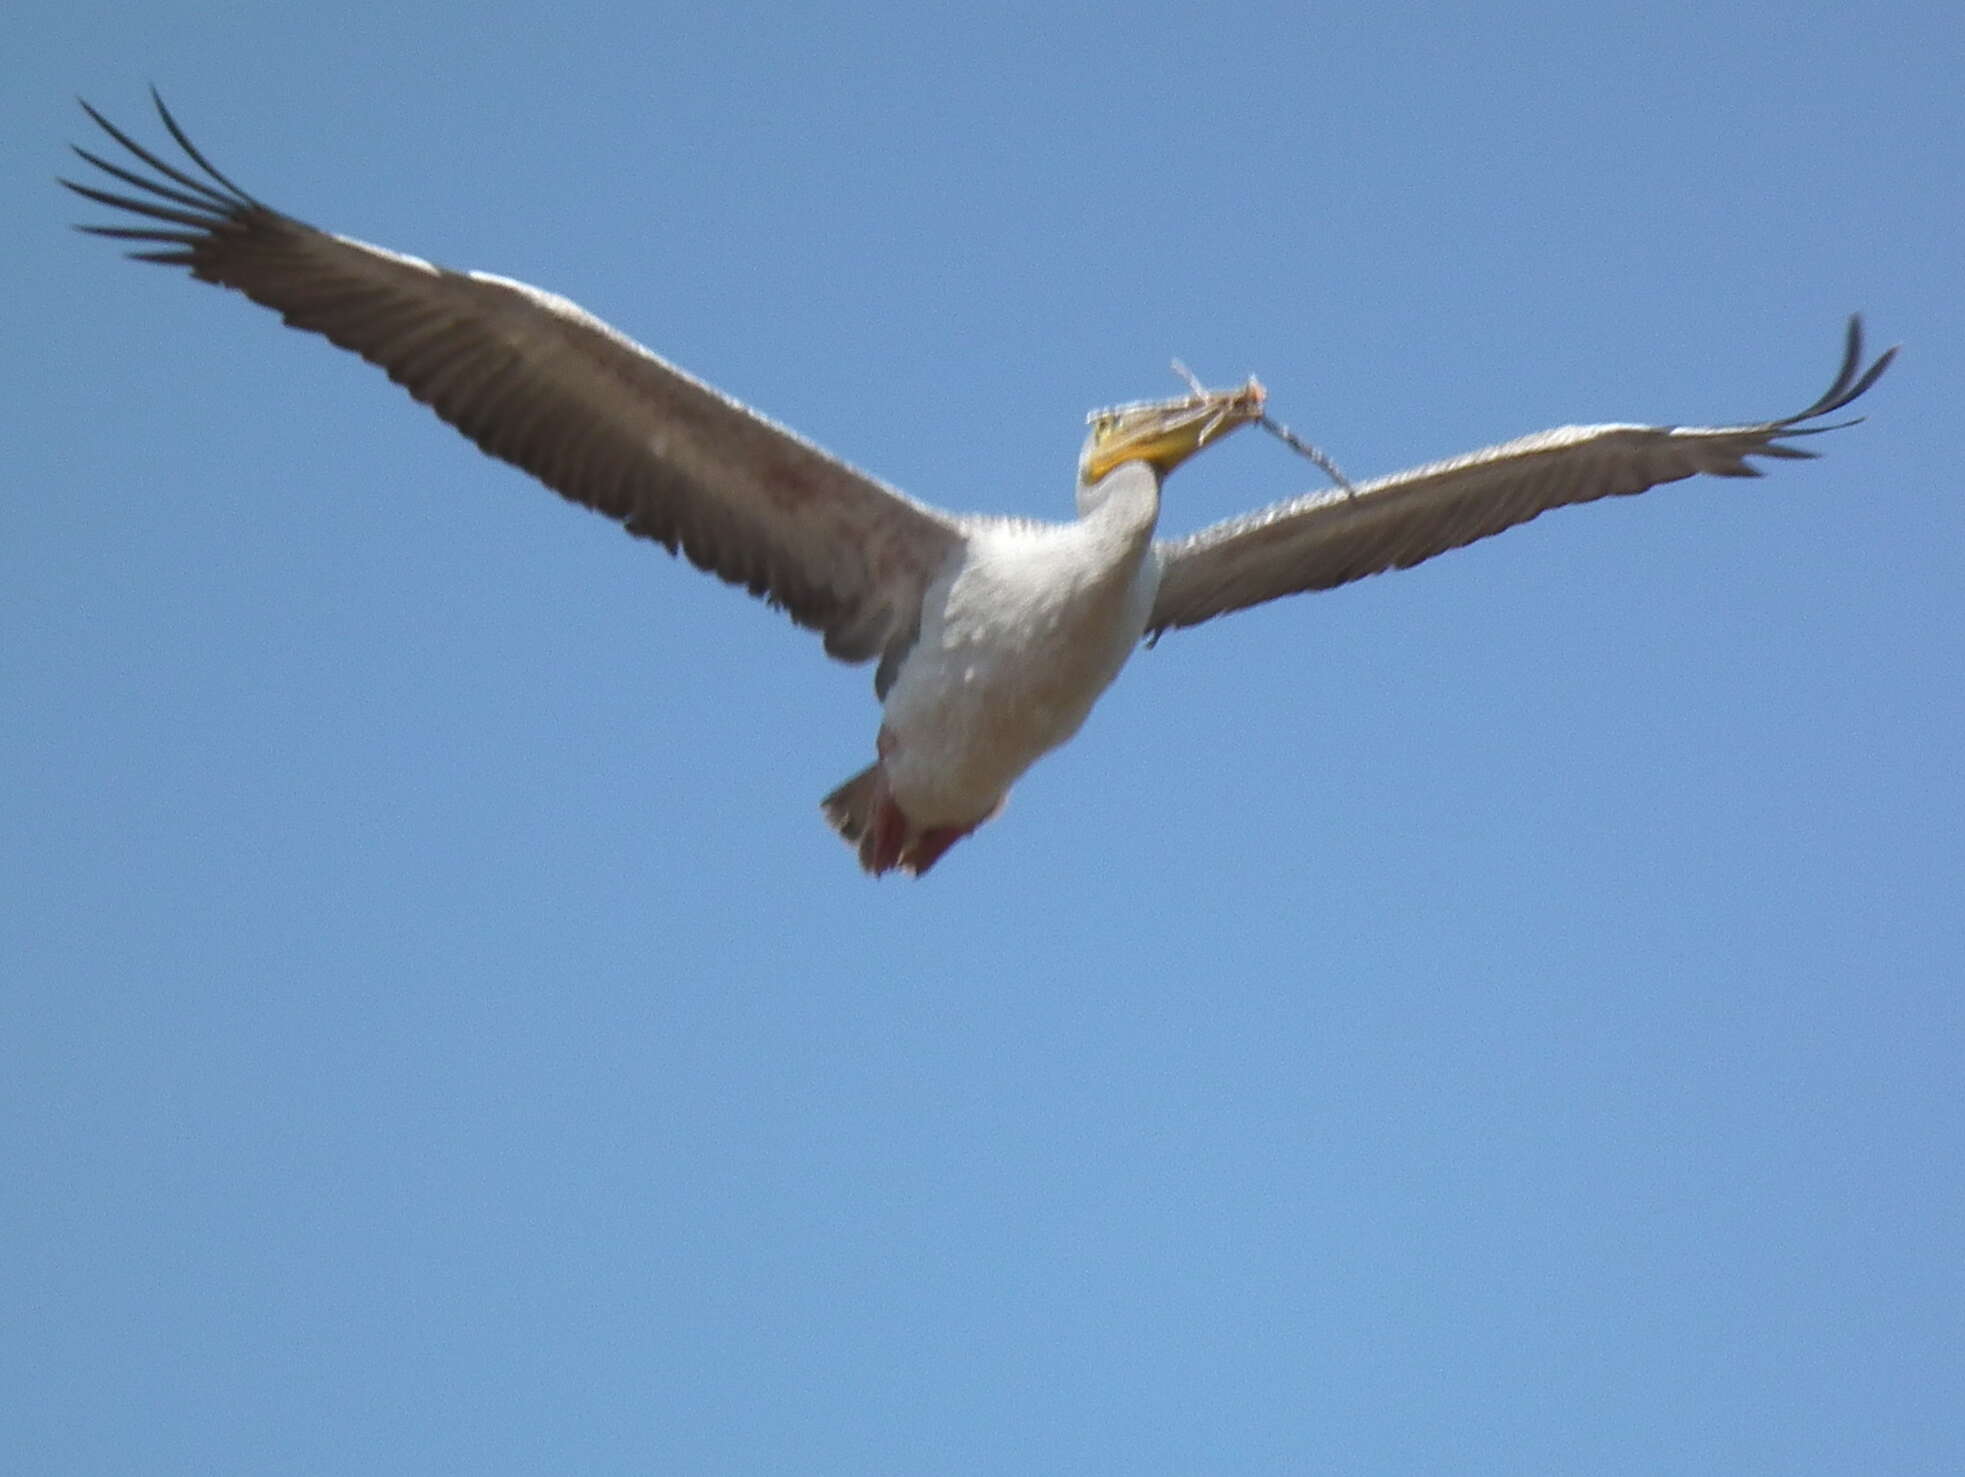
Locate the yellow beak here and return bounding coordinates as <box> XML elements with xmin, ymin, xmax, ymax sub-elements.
<box><xmin>1079</xmin><ymin>376</ymin><xmax>1267</xmax><ymax>484</ymax></box>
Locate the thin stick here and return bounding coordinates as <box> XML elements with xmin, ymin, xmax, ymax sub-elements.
<box><xmin>1259</xmin><ymin>415</ymin><xmax>1357</xmax><ymax>497</ymax></box>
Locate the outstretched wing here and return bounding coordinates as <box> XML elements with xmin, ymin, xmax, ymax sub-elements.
<box><xmin>63</xmin><ymin>92</ymin><xmax>967</xmax><ymax>665</ymax></box>
<box><xmin>1148</xmin><ymin>319</ymin><xmax>1894</xmax><ymax>637</ymax></box>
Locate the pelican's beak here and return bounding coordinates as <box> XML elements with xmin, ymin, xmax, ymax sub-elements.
<box><xmin>1079</xmin><ymin>375</ymin><xmax>1267</xmax><ymax>484</ymax></box>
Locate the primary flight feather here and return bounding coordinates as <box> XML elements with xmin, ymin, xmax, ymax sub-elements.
<box><xmin>63</xmin><ymin>92</ymin><xmax>1895</xmax><ymax>876</ymax></box>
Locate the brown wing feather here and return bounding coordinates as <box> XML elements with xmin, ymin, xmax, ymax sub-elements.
<box><xmin>64</xmin><ymin>93</ymin><xmax>966</xmax><ymax>665</ymax></box>
<box><xmin>1149</xmin><ymin>318</ymin><xmax>1894</xmax><ymax>636</ymax></box>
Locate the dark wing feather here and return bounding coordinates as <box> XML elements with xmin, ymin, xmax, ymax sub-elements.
<box><xmin>1149</xmin><ymin>318</ymin><xmax>1895</xmax><ymax>636</ymax></box>
<box><xmin>63</xmin><ymin>93</ymin><xmax>967</xmax><ymax>665</ymax></box>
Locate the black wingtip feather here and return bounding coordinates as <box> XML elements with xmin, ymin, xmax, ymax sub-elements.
<box><xmin>73</xmin><ymin>224</ymin><xmax>206</xmax><ymax>244</ymax></box>
<box><xmin>61</xmin><ymin>177</ymin><xmax>220</xmax><ymax>230</ymax></box>
<box><xmin>72</xmin><ymin>94</ymin><xmax>255</xmax><ymax>216</ymax></box>
<box><xmin>148</xmin><ymin>87</ymin><xmax>260</xmax><ymax>206</ymax></box>
<box><xmin>69</xmin><ymin>141</ymin><xmax>230</xmax><ymax>215</ymax></box>
<box><xmin>65</xmin><ymin>93</ymin><xmax>290</xmax><ymax>276</ymax></box>
<box><xmin>1842</xmin><ymin>343</ymin><xmax>1898</xmax><ymax>408</ymax></box>
<box><xmin>1775</xmin><ymin>315</ymin><xmax>1897</xmax><ymax>429</ymax></box>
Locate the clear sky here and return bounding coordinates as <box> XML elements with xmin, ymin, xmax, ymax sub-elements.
<box><xmin>7</xmin><ymin>2</ymin><xmax>1961</xmax><ymax>1472</ymax></box>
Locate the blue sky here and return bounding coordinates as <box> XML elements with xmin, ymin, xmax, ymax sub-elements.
<box><xmin>7</xmin><ymin>2</ymin><xmax>1961</xmax><ymax>1472</ymax></box>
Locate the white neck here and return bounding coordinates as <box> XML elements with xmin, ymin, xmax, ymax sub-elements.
<box><xmin>1074</xmin><ymin>461</ymin><xmax>1163</xmax><ymax>542</ymax></box>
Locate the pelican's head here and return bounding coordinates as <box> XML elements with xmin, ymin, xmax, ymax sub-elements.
<box><xmin>1078</xmin><ymin>372</ymin><xmax>1267</xmax><ymax>486</ymax></box>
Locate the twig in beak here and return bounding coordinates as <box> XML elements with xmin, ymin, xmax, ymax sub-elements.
<box><xmin>1260</xmin><ymin>414</ymin><xmax>1357</xmax><ymax>498</ymax></box>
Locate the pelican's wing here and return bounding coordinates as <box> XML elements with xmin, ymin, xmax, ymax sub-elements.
<box><xmin>63</xmin><ymin>94</ymin><xmax>967</xmax><ymax>665</ymax></box>
<box><xmin>1148</xmin><ymin>319</ymin><xmax>1895</xmax><ymax>637</ymax></box>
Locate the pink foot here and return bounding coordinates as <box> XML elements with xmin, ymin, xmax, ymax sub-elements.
<box><xmin>904</xmin><ymin>822</ymin><xmax>979</xmax><ymax>876</ymax></box>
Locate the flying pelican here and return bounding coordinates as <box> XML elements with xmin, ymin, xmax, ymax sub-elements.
<box><xmin>63</xmin><ymin>94</ymin><xmax>1895</xmax><ymax>876</ymax></box>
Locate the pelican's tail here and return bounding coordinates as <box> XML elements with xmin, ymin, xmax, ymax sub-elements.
<box><xmin>821</xmin><ymin>765</ymin><xmax>889</xmax><ymax>858</ymax></box>
<box><xmin>820</xmin><ymin>764</ymin><xmax>980</xmax><ymax>878</ymax></box>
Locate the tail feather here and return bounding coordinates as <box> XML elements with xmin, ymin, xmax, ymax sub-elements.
<box><xmin>820</xmin><ymin>764</ymin><xmax>883</xmax><ymax>846</ymax></box>
<box><xmin>820</xmin><ymin>763</ymin><xmax>983</xmax><ymax>878</ymax></box>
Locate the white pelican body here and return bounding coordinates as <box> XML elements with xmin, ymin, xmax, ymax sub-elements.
<box><xmin>836</xmin><ymin>467</ymin><xmax>1163</xmax><ymax>869</ymax></box>
<box><xmin>65</xmin><ymin>94</ymin><xmax>1894</xmax><ymax>877</ymax></box>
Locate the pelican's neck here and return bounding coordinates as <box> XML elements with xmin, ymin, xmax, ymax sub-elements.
<box><xmin>1074</xmin><ymin>460</ymin><xmax>1163</xmax><ymax>545</ymax></box>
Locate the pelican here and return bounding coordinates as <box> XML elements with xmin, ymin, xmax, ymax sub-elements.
<box><xmin>64</xmin><ymin>95</ymin><xmax>1895</xmax><ymax>876</ymax></box>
